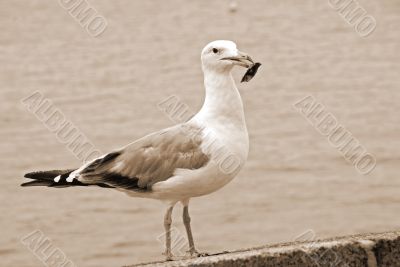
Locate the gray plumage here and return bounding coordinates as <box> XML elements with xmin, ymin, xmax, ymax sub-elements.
<box><xmin>22</xmin><ymin>123</ymin><xmax>210</xmax><ymax>191</ymax></box>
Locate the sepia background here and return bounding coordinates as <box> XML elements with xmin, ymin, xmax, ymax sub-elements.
<box><xmin>1</xmin><ymin>0</ymin><xmax>399</xmax><ymax>266</ymax></box>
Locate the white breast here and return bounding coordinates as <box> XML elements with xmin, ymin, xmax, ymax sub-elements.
<box><xmin>151</xmin><ymin>68</ymin><xmax>249</xmax><ymax>201</ymax></box>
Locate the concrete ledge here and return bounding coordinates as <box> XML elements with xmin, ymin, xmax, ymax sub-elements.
<box><xmin>127</xmin><ymin>231</ymin><xmax>400</xmax><ymax>267</ymax></box>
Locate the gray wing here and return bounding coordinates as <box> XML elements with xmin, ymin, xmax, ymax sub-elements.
<box><xmin>77</xmin><ymin>123</ymin><xmax>210</xmax><ymax>191</ymax></box>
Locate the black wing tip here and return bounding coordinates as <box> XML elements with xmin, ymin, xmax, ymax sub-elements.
<box><xmin>21</xmin><ymin>177</ymin><xmax>115</xmax><ymax>189</ymax></box>
<box><xmin>23</xmin><ymin>169</ymin><xmax>75</xmax><ymax>179</ymax></box>
<box><xmin>20</xmin><ymin>182</ymin><xmax>29</xmax><ymax>187</ymax></box>
<box><xmin>24</xmin><ymin>172</ymin><xmax>38</xmax><ymax>178</ymax></box>
<box><xmin>21</xmin><ymin>180</ymin><xmax>52</xmax><ymax>187</ymax></box>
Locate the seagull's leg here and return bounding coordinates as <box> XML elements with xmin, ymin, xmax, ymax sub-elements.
<box><xmin>182</xmin><ymin>199</ymin><xmax>206</xmax><ymax>257</ymax></box>
<box><xmin>163</xmin><ymin>205</ymin><xmax>174</xmax><ymax>261</ymax></box>
<box><xmin>182</xmin><ymin>201</ymin><xmax>196</xmax><ymax>255</ymax></box>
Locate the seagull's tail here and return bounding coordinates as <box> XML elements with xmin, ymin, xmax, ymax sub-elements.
<box><xmin>21</xmin><ymin>169</ymin><xmax>78</xmax><ymax>188</ymax></box>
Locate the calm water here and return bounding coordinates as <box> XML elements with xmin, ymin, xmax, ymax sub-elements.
<box><xmin>1</xmin><ymin>1</ymin><xmax>400</xmax><ymax>266</ymax></box>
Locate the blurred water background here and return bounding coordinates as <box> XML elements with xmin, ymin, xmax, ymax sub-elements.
<box><xmin>0</xmin><ymin>0</ymin><xmax>399</xmax><ymax>266</ymax></box>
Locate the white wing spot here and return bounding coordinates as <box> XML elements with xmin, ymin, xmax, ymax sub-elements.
<box><xmin>54</xmin><ymin>175</ymin><xmax>61</xmax><ymax>182</ymax></box>
<box><xmin>65</xmin><ymin>170</ymin><xmax>80</xmax><ymax>183</ymax></box>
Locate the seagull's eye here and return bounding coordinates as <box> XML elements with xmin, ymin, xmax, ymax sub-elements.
<box><xmin>212</xmin><ymin>48</ymin><xmax>219</xmax><ymax>54</ymax></box>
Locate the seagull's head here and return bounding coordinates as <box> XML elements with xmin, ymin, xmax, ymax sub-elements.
<box><xmin>201</xmin><ymin>40</ymin><xmax>254</xmax><ymax>72</ymax></box>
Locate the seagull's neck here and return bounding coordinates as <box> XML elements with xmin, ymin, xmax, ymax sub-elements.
<box><xmin>194</xmin><ymin>68</ymin><xmax>246</xmax><ymax>128</ymax></box>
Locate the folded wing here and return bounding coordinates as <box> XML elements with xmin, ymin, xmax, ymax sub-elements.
<box><xmin>76</xmin><ymin>123</ymin><xmax>210</xmax><ymax>191</ymax></box>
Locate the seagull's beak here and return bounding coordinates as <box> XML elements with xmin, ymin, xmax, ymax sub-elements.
<box><xmin>220</xmin><ymin>51</ymin><xmax>254</xmax><ymax>68</ymax></box>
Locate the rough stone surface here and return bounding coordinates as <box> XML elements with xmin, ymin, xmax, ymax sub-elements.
<box><xmin>127</xmin><ymin>231</ymin><xmax>400</xmax><ymax>267</ymax></box>
<box><xmin>373</xmin><ymin>236</ymin><xmax>400</xmax><ymax>267</ymax></box>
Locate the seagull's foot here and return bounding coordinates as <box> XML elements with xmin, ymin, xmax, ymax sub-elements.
<box><xmin>163</xmin><ymin>251</ymin><xmax>174</xmax><ymax>261</ymax></box>
<box><xmin>186</xmin><ymin>248</ymin><xmax>209</xmax><ymax>258</ymax></box>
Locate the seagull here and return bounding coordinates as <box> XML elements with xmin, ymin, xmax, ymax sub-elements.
<box><xmin>21</xmin><ymin>40</ymin><xmax>259</xmax><ymax>260</ymax></box>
